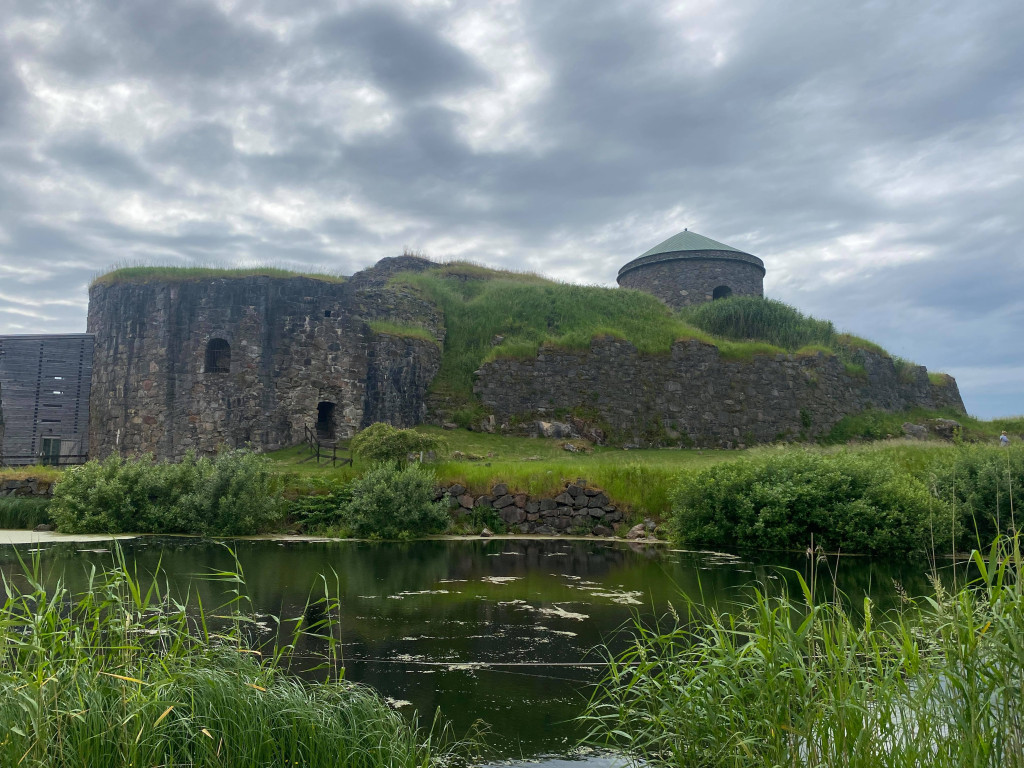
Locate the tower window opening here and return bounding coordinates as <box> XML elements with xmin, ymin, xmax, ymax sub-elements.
<box><xmin>205</xmin><ymin>338</ymin><xmax>231</xmax><ymax>373</ymax></box>
<box><xmin>713</xmin><ymin>285</ymin><xmax>733</xmax><ymax>300</ymax></box>
<box><xmin>324</xmin><ymin>310</ymin><xmax>332</xmax><ymax>317</ymax></box>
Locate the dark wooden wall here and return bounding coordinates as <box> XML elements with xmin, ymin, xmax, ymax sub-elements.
<box><xmin>0</xmin><ymin>335</ymin><xmax>94</xmax><ymax>465</ymax></box>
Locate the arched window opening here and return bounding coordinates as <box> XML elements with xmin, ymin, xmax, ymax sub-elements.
<box><xmin>205</xmin><ymin>338</ymin><xmax>231</xmax><ymax>374</ymax></box>
<box><xmin>316</xmin><ymin>402</ymin><xmax>337</xmax><ymax>441</ymax></box>
<box><xmin>713</xmin><ymin>285</ymin><xmax>733</xmax><ymax>301</ymax></box>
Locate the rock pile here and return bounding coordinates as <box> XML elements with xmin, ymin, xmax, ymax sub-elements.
<box><xmin>0</xmin><ymin>478</ymin><xmax>54</xmax><ymax>498</ymax></box>
<box><xmin>435</xmin><ymin>479</ymin><xmax>625</xmax><ymax>536</ymax></box>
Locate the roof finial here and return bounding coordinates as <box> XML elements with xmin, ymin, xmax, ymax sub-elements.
<box><xmin>684</xmin><ymin>227</ymin><xmax>687</xmax><ymax>231</ymax></box>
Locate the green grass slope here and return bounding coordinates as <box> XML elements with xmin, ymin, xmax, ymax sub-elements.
<box><xmin>395</xmin><ymin>263</ymin><xmax>913</xmax><ymax>423</ymax></box>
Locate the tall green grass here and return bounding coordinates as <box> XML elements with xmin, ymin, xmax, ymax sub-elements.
<box><xmin>92</xmin><ymin>262</ymin><xmax>346</xmax><ymax>286</ymax></box>
<box><xmin>583</xmin><ymin>535</ymin><xmax>1024</xmax><ymax>767</ymax></box>
<box><xmin>681</xmin><ymin>296</ymin><xmax>838</xmax><ymax>351</ymax></box>
<box><xmin>0</xmin><ymin>548</ymin><xmax>462</xmax><ymax>767</ymax></box>
<box><xmin>0</xmin><ymin>497</ymin><xmax>50</xmax><ymax>529</ymax></box>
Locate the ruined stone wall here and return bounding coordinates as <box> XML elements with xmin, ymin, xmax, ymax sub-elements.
<box><xmin>617</xmin><ymin>254</ymin><xmax>764</xmax><ymax>309</ymax></box>
<box><xmin>474</xmin><ymin>338</ymin><xmax>965</xmax><ymax>447</ymax></box>
<box><xmin>88</xmin><ymin>259</ymin><xmax>443</xmax><ymax>460</ymax></box>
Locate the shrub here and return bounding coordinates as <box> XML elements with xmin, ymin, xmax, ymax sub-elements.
<box><xmin>929</xmin><ymin>443</ymin><xmax>1024</xmax><ymax>545</ymax></box>
<box><xmin>351</xmin><ymin>423</ymin><xmax>447</xmax><ymax>467</ymax></box>
<box><xmin>668</xmin><ymin>449</ymin><xmax>949</xmax><ymax>556</ymax></box>
<box><xmin>342</xmin><ymin>463</ymin><xmax>449</xmax><ymax>539</ymax></box>
<box><xmin>288</xmin><ymin>484</ymin><xmax>353</xmax><ymax>532</ymax></box>
<box><xmin>50</xmin><ymin>450</ymin><xmax>286</xmax><ymax>535</ymax></box>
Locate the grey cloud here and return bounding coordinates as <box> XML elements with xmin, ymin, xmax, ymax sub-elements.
<box><xmin>311</xmin><ymin>6</ymin><xmax>490</xmax><ymax>98</ymax></box>
<box><xmin>47</xmin><ymin>135</ymin><xmax>156</xmax><ymax>190</ymax></box>
<box><xmin>0</xmin><ymin>0</ymin><xmax>1021</xmax><ymax>416</ymax></box>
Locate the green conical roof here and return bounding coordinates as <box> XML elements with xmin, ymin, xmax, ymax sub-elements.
<box><xmin>639</xmin><ymin>230</ymin><xmax>744</xmax><ymax>258</ymax></box>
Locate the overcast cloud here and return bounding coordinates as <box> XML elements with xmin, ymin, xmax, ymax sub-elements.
<box><xmin>0</xmin><ymin>0</ymin><xmax>1021</xmax><ymax>417</ymax></box>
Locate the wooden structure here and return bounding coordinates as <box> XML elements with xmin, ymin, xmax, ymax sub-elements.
<box><xmin>0</xmin><ymin>335</ymin><xmax>94</xmax><ymax>466</ymax></box>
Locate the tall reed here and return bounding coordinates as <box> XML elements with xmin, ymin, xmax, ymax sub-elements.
<box><xmin>0</xmin><ymin>547</ymin><xmax>461</xmax><ymax>767</ymax></box>
<box><xmin>582</xmin><ymin>536</ymin><xmax>1024</xmax><ymax>767</ymax></box>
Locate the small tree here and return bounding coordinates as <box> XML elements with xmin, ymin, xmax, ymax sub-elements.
<box><xmin>350</xmin><ymin>423</ymin><xmax>445</xmax><ymax>467</ymax></box>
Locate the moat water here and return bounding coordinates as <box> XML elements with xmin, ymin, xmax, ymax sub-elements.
<box><xmin>0</xmin><ymin>537</ymin><xmax>944</xmax><ymax>762</ymax></box>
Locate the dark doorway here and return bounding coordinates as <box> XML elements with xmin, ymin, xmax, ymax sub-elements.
<box><xmin>316</xmin><ymin>402</ymin><xmax>337</xmax><ymax>441</ymax></box>
<box><xmin>205</xmin><ymin>338</ymin><xmax>231</xmax><ymax>373</ymax></box>
<box><xmin>713</xmin><ymin>285</ymin><xmax>733</xmax><ymax>300</ymax></box>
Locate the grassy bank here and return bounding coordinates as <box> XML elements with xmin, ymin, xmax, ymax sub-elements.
<box><xmin>583</xmin><ymin>536</ymin><xmax>1024</xmax><ymax>767</ymax></box>
<box><xmin>0</xmin><ymin>549</ymin><xmax>460</xmax><ymax>768</ymax></box>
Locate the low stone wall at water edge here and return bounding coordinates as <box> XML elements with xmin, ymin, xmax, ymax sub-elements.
<box><xmin>436</xmin><ymin>479</ymin><xmax>631</xmax><ymax>536</ymax></box>
<box><xmin>0</xmin><ymin>478</ymin><xmax>55</xmax><ymax>498</ymax></box>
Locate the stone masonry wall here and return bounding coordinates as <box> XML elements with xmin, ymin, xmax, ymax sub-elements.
<box><xmin>475</xmin><ymin>338</ymin><xmax>966</xmax><ymax>447</ymax></box>
<box><xmin>617</xmin><ymin>254</ymin><xmax>764</xmax><ymax>309</ymax></box>
<box><xmin>88</xmin><ymin>258</ymin><xmax>443</xmax><ymax>460</ymax></box>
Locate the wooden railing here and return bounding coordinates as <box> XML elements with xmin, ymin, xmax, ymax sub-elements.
<box><xmin>301</xmin><ymin>426</ymin><xmax>352</xmax><ymax>468</ymax></box>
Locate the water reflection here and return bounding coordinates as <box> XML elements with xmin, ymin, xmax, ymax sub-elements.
<box><xmin>0</xmin><ymin>537</ymin><xmax>945</xmax><ymax>759</ymax></box>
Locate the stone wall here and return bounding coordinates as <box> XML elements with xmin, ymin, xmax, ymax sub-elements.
<box><xmin>0</xmin><ymin>478</ymin><xmax>54</xmax><ymax>498</ymax></box>
<box><xmin>617</xmin><ymin>253</ymin><xmax>765</xmax><ymax>309</ymax></box>
<box><xmin>438</xmin><ymin>479</ymin><xmax>626</xmax><ymax>536</ymax></box>
<box><xmin>474</xmin><ymin>338</ymin><xmax>965</xmax><ymax>447</ymax></box>
<box><xmin>88</xmin><ymin>258</ymin><xmax>443</xmax><ymax>460</ymax></box>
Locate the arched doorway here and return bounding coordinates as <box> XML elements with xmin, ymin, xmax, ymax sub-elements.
<box><xmin>316</xmin><ymin>402</ymin><xmax>337</xmax><ymax>441</ymax></box>
<box><xmin>712</xmin><ymin>285</ymin><xmax>733</xmax><ymax>300</ymax></box>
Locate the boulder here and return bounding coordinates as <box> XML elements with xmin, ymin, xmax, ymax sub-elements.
<box><xmin>902</xmin><ymin>423</ymin><xmax>929</xmax><ymax>440</ymax></box>
<box><xmin>566</xmin><ymin>484</ymin><xmax>584</xmax><ymax>497</ymax></box>
<box><xmin>626</xmin><ymin>524</ymin><xmax>647</xmax><ymax>540</ymax></box>
<box><xmin>928</xmin><ymin>419</ymin><xmax>962</xmax><ymax>441</ymax></box>
<box><xmin>33</xmin><ymin>523</ymin><xmax>53</xmax><ymax>532</ymax></box>
<box><xmin>501</xmin><ymin>507</ymin><xmax>526</xmax><ymax>524</ymax></box>
<box><xmin>480</xmin><ymin>527</ymin><xmax>494</xmax><ymax>538</ymax></box>
<box><xmin>572</xmin><ymin>494</ymin><xmax>589</xmax><ymax>508</ymax></box>
<box><xmin>474</xmin><ymin>495</ymin><xmax>495</xmax><ymax>508</ymax></box>
<box><xmin>593</xmin><ymin>525</ymin><xmax>613</xmax><ymax>537</ymax></box>
<box><xmin>553</xmin><ymin>492</ymin><xmax>574</xmax><ymax>506</ymax></box>
<box><xmin>588</xmin><ymin>508</ymin><xmax>605</xmax><ymax>518</ymax></box>
<box><xmin>536</xmin><ymin>420</ymin><xmax>576</xmax><ymax>439</ymax></box>
<box><xmin>588</xmin><ymin>493</ymin><xmax>610</xmax><ymax>508</ymax></box>
<box><xmin>491</xmin><ymin>483</ymin><xmax>509</xmax><ymax>497</ymax></box>
<box><xmin>493</xmin><ymin>494</ymin><xmax>515</xmax><ymax>509</ymax></box>
<box><xmin>514</xmin><ymin>494</ymin><xmax>528</xmax><ymax>508</ymax></box>
<box><xmin>458</xmin><ymin>494</ymin><xmax>475</xmax><ymax>509</ymax></box>
<box><xmin>448</xmin><ymin>484</ymin><xmax>466</xmax><ymax>497</ymax></box>
<box><xmin>539</xmin><ymin>498</ymin><xmax>558</xmax><ymax>512</ymax></box>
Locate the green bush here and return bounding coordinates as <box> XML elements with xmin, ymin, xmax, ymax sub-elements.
<box><xmin>50</xmin><ymin>450</ymin><xmax>286</xmax><ymax>535</ymax></box>
<box><xmin>288</xmin><ymin>485</ymin><xmax>353</xmax><ymax>532</ymax></box>
<box><xmin>669</xmin><ymin>449</ymin><xmax>949</xmax><ymax>556</ymax></box>
<box><xmin>929</xmin><ymin>443</ymin><xmax>1024</xmax><ymax>545</ymax></box>
<box><xmin>342</xmin><ymin>463</ymin><xmax>449</xmax><ymax>539</ymax></box>
<box><xmin>351</xmin><ymin>422</ymin><xmax>446</xmax><ymax>467</ymax></box>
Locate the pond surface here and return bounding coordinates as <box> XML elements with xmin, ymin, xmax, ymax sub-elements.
<box><xmin>0</xmin><ymin>536</ymin><xmax>944</xmax><ymax>761</ymax></box>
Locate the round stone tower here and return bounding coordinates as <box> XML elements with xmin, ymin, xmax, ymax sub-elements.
<box><xmin>617</xmin><ymin>230</ymin><xmax>765</xmax><ymax>309</ymax></box>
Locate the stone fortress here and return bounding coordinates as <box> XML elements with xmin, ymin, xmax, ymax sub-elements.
<box><xmin>0</xmin><ymin>230</ymin><xmax>965</xmax><ymax>464</ymax></box>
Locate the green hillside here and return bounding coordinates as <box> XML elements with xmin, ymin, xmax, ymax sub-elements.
<box><xmin>396</xmin><ymin>263</ymin><xmax>906</xmax><ymax>423</ymax></box>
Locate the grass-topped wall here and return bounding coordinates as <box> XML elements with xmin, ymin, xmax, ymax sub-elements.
<box><xmin>394</xmin><ymin>263</ymin><xmax>923</xmax><ymax>422</ymax></box>
<box><xmin>92</xmin><ymin>265</ymin><xmax>347</xmax><ymax>286</ymax></box>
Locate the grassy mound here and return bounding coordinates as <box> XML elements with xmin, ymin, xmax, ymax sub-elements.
<box><xmin>397</xmin><ymin>264</ymin><xmax>900</xmax><ymax>423</ymax></box>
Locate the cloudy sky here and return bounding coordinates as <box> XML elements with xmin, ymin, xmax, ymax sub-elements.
<box><xmin>0</xmin><ymin>0</ymin><xmax>1021</xmax><ymax>417</ymax></box>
